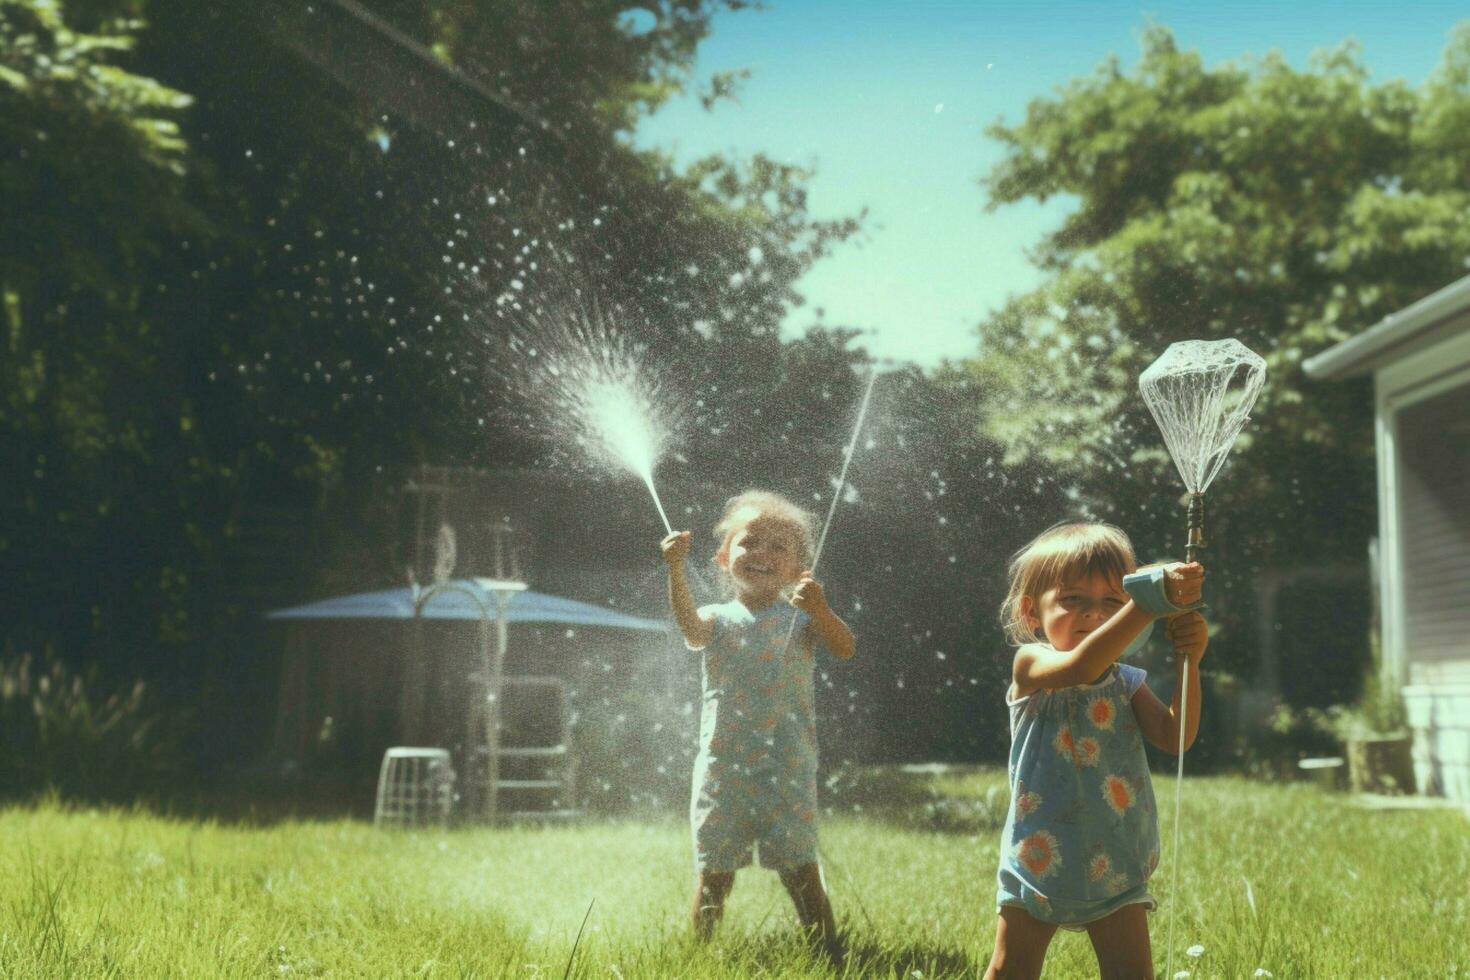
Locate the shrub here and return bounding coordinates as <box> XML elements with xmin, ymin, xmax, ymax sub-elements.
<box><xmin>0</xmin><ymin>651</ymin><xmax>192</xmax><ymax>803</ymax></box>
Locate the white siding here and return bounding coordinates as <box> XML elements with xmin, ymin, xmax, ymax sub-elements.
<box><xmin>1376</xmin><ymin>324</ymin><xmax>1470</xmax><ymax>686</ymax></box>
<box><xmin>1404</xmin><ymin>675</ymin><xmax>1470</xmax><ymax>802</ymax></box>
<box><xmin>1377</xmin><ymin>319</ymin><xmax>1470</xmax><ymax>801</ymax></box>
<box><xmin>1396</xmin><ymin>382</ymin><xmax>1470</xmax><ymax>663</ymax></box>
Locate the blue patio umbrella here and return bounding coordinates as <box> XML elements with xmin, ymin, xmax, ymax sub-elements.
<box><xmin>267</xmin><ymin>578</ymin><xmax>666</xmax><ymax>821</ymax></box>
<box><xmin>266</xmin><ymin>578</ymin><xmax>666</xmax><ymax>632</ymax></box>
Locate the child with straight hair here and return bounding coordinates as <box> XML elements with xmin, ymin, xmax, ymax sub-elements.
<box><xmin>660</xmin><ymin>490</ymin><xmax>855</xmax><ymax>959</ymax></box>
<box><xmin>985</xmin><ymin>521</ymin><xmax>1208</xmax><ymax>980</ymax></box>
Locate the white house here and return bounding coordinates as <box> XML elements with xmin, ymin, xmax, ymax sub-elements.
<box><xmin>1304</xmin><ymin>275</ymin><xmax>1470</xmax><ymax>801</ymax></box>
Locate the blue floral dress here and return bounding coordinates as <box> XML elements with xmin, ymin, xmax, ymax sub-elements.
<box><xmin>996</xmin><ymin>653</ymin><xmax>1160</xmax><ymax>927</ymax></box>
<box><xmin>688</xmin><ymin>599</ymin><xmax>825</xmax><ymax>872</ymax></box>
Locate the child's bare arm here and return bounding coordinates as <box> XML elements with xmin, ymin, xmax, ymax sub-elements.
<box><xmin>662</xmin><ymin>531</ymin><xmax>714</xmax><ymax>648</ymax></box>
<box><xmin>1132</xmin><ymin>611</ymin><xmax>1208</xmax><ymax>753</ymax></box>
<box><xmin>792</xmin><ymin>573</ymin><xmax>856</xmax><ymax>659</ymax></box>
<box><xmin>1014</xmin><ymin>563</ymin><xmax>1204</xmax><ymax>696</ymax></box>
<box><xmin>1013</xmin><ymin>603</ymin><xmax>1156</xmax><ymax>695</ymax></box>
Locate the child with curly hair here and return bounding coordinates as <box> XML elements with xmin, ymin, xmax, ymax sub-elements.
<box><xmin>661</xmin><ymin>490</ymin><xmax>855</xmax><ymax>959</ymax></box>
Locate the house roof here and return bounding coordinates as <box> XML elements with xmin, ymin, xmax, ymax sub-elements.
<box><xmin>1303</xmin><ymin>274</ymin><xmax>1470</xmax><ymax>381</ymax></box>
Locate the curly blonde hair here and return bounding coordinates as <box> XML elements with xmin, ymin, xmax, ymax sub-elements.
<box><xmin>711</xmin><ymin>490</ymin><xmax>816</xmax><ymax>588</ymax></box>
<box><xmin>999</xmin><ymin>522</ymin><xmax>1137</xmax><ymax>645</ymax></box>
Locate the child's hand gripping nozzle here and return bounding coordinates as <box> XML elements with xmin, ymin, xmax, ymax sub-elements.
<box><xmin>661</xmin><ymin>530</ymin><xmax>692</xmax><ymax>566</ymax></box>
<box><xmin>1165</xmin><ymin>610</ymin><xmax>1208</xmax><ymax>667</ymax></box>
<box><xmin>790</xmin><ymin>572</ymin><xmax>826</xmax><ymax>615</ymax></box>
<box><xmin>1121</xmin><ymin>562</ymin><xmax>1205</xmax><ymax>617</ymax></box>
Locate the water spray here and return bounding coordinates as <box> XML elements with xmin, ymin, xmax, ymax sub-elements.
<box><xmin>768</xmin><ymin>363</ymin><xmax>882</xmax><ymax>917</ymax></box>
<box><xmin>781</xmin><ymin>364</ymin><xmax>881</xmax><ymax>646</ymax></box>
<box><xmin>575</xmin><ymin>370</ymin><xmax>675</xmax><ymax>534</ymax></box>
<box><xmin>508</xmin><ymin>292</ymin><xmax>679</xmax><ymax>534</ymax></box>
<box><xmin>1136</xmin><ymin>339</ymin><xmax>1266</xmax><ymax>978</ymax></box>
<box><xmin>812</xmin><ymin>365</ymin><xmax>882</xmax><ymax>573</ymax></box>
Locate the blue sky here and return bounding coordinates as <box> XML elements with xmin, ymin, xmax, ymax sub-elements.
<box><xmin>633</xmin><ymin>1</ymin><xmax>1467</xmax><ymax>367</ymax></box>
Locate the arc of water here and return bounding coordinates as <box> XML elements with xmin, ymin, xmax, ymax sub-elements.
<box><xmin>645</xmin><ymin>474</ymin><xmax>674</xmax><ymax>536</ymax></box>
<box><xmin>766</xmin><ymin>361</ymin><xmax>881</xmax><ymax>714</ymax></box>
<box><xmin>781</xmin><ymin>363</ymin><xmax>880</xmax><ymax>906</ymax></box>
<box><xmin>811</xmin><ymin>365</ymin><xmax>881</xmax><ymax>575</ymax></box>
<box><xmin>513</xmin><ymin>290</ymin><xmax>679</xmax><ymax>535</ymax></box>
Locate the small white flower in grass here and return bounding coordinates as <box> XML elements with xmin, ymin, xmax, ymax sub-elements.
<box><xmin>1187</xmin><ymin>944</ymin><xmax>1205</xmax><ymax>957</ymax></box>
<box><xmin>1253</xmin><ymin>970</ymin><xmax>1273</xmax><ymax>978</ymax></box>
<box><xmin>1173</xmin><ymin>972</ymin><xmax>1190</xmax><ymax>979</ymax></box>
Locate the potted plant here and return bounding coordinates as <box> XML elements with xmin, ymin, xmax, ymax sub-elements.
<box><xmin>1324</xmin><ymin>647</ymin><xmax>1415</xmax><ymax>795</ymax></box>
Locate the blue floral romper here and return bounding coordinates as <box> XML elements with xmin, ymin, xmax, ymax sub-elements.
<box><xmin>996</xmin><ymin>654</ymin><xmax>1160</xmax><ymax>927</ymax></box>
<box><xmin>688</xmin><ymin>600</ymin><xmax>825</xmax><ymax>872</ymax></box>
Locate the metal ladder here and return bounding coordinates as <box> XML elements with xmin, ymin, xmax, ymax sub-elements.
<box><xmin>476</xmin><ymin>675</ymin><xmax>580</xmax><ymax>821</ymax></box>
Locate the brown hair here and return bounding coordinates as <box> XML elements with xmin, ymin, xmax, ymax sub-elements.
<box><xmin>999</xmin><ymin>522</ymin><xmax>1137</xmax><ymax>645</ymax></box>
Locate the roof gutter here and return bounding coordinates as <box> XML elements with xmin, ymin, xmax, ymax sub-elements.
<box><xmin>1303</xmin><ymin>274</ymin><xmax>1470</xmax><ymax>381</ymax></box>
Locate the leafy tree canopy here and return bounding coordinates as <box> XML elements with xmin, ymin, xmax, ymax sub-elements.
<box><xmin>0</xmin><ymin>0</ymin><xmax>865</xmax><ymax>700</ymax></box>
<box><xmin>950</xmin><ymin>23</ymin><xmax>1470</xmax><ymax>709</ymax></box>
<box><xmin>966</xmin><ymin>24</ymin><xmax>1470</xmax><ymax>473</ymax></box>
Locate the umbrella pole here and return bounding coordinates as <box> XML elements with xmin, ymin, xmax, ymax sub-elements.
<box><xmin>480</xmin><ymin>610</ymin><xmax>495</xmax><ymax>823</ymax></box>
<box><xmin>402</xmin><ymin>612</ymin><xmax>425</xmax><ymax>742</ymax></box>
<box><xmin>479</xmin><ymin>591</ymin><xmax>512</xmax><ymax>823</ymax></box>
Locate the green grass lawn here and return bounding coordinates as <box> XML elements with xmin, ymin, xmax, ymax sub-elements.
<box><xmin>2</xmin><ymin>771</ymin><xmax>1467</xmax><ymax>978</ymax></box>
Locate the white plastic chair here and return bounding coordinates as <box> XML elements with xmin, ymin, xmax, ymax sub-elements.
<box><xmin>374</xmin><ymin>747</ymin><xmax>455</xmax><ymax>827</ymax></box>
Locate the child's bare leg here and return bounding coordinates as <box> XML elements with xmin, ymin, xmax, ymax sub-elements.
<box><xmin>1083</xmin><ymin>903</ymin><xmax>1154</xmax><ymax>980</ymax></box>
<box><xmin>691</xmin><ymin>870</ymin><xmax>734</xmax><ymax>940</ymax></box>
<box><xmin>984</xmin><ymin>905</ymin><xmax>1058</xmax><ymax>980</ymax></box>
<box><xmin>778</xmin><ymin>863</ymin><xmax>839</xmax><ymax>951</ymax></box>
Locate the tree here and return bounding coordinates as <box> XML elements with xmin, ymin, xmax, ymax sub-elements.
<box><xmin>1</xmin><ymin>0</ymin><xmax>204</xmax><ymax>666</ymax></box>
<box><xmin>951</xmin><ymin>25</ymin><xmax>1470</xmax><ymax>723</ymax></box>
<box><xmin>0</xmin><ymin>0</ymin><xmax>870</xmax><ymax>777</ymax></box>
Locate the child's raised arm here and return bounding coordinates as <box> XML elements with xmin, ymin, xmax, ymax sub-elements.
<box><xmin>1014</xmin><ymin>562</ymin><xmax>1203</xmax><ymax>696</ymax></box>
<box><xmin>1013</xmin><ymin>602</ymin><xmax>1156</xmax><ymax>694</ymax></box>
<box><xmin>662</xmin><ymin>531</ymin><xmax>714</xmax><ymax>648</ymax></box>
